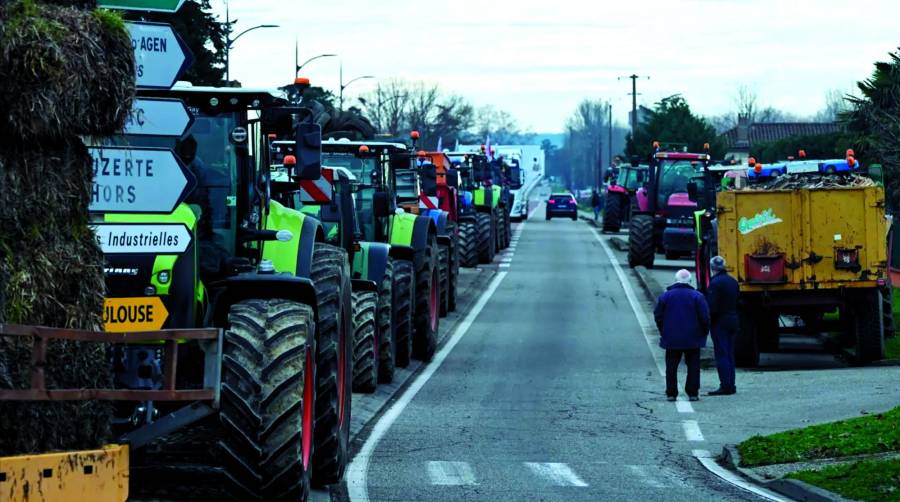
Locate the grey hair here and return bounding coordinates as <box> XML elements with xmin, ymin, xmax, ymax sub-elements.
<box><xmin>710</xmin><ymin>255</ymin><xmax>727</xmax><ymax>272</ymax></box>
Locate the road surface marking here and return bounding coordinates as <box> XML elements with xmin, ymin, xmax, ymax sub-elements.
<box><xmin>524</xmin><ymin>462</ymin><xmax>588</xmax><ymax>487</ymax></box>
<box><xmin>626</xmin><ymin>465</ymin><xmax>666</xmax><ymax>488</ymax></box>
<box><xmin>693</xmin><ymin>450</ymin><xmax>792</xmax><ymax>502</ymax></box>
<box><xmin>590</xmin><ymin>229</ymin><xmax>696</xmax><ymax>413</ymax></box>
<box><xmin>346</xmin><ymin>251</ymin><xmax>516</xmax><ymax>501</ymax></box>
<box><xmin>682</xmin><ymin>420</ymin><xmax>705</xmax><ymax>441</ymax></box>
<box><xmin>427</xmin><ymin>461</ymin><xmax>477</xmax><ymax>486</ymax></box>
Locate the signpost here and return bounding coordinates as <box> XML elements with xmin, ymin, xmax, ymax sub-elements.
<box><xmin>103</xmin><ymin>296</ymin><xmax>170</xmax><ymax>332</ymax></box>
<box><xmin>124</xmin><ymin>98</ymin><xmax>193</xmax><ymax>137</ymax></box>
<box><xmin>127</xmin><ymin>22</ymin><xmax>194</xmax><ymax>89</ymax></box>
<box><xmin>89</xmin><ymin>146</ymin><xmax>197</xmax><ymax>214</ymax></box>
<box><xmin>98</xmin><ymin>0</ymin><xmax>185</xmax><ymax>13</ymax></box>
<box><xmin>94</xmin><ymin>223</ymin><xmax>193</xmax><ymax>254</ymax></box>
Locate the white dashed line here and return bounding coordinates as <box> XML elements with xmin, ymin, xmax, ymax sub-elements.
<box><xmin>675</xmin><ymin>399</ymin><xmax>694</xmax><ymax>413</ymax></box>
<box><xmin>524</xmin><ymin>462</ymin><xmax>588</xmax><ymax>487</ymax></box>
<box><xmin>626</xmin><ymin>465</ymin><xmax>666</xmax><ymax>488</ymax></box>
<box><xmin>427</xmin><ymin>461</ymin><xmax>477</xmax><ymax>486</ymax></box>
<box><xmin>682</xmin><ymin>420</ymin><xmax>705</xmax><ymax>442</ymax></box>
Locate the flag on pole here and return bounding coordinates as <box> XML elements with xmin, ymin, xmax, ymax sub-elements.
<box><xmin>436</xmin><ymin>136</ymin><xmax>442</xmax><ymax>152</ymax></box>
<box><xmin>454</xmin><ymin>139</ymin><xmax>460</xmax><ymax>152</ymax></box>
<box><xmin>485</xmin><ymin>134</ymin><xmax>492</xmax><ymax>160</ymax></box>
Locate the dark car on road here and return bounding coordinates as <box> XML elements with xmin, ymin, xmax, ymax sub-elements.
<box><xmin>546</xmin><ymin>192</ymin><xmax>578</xmax><ymax>220</ymax></box>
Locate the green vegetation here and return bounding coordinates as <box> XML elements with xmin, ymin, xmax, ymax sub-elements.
<box><xmin>885</xmin><ymin>335</ymin><xmax>900</xmax><ymax>360</ymax></box>
<box><xmin>92</xmin><ymin>8</ymin><xmax>126</xmax><ymax>35</ymax></box>
<box><xmin>753</xmin><ymin>132</ymin><xmax>852</xmax><ymax>164</ymax></box>
<box><xmin>626</xmin><ymin>95</ymin><xmax>726</xmax><ymax>159</ymax></box>
<box><xmin>788</xmin><ymin>459</ymin><xmax>900</xmax><ymax>502</ymax></box>
<box><xmin>737</xmin><ymin>407</ymin><xmax>900</xmax><ymax>467</ymax></box>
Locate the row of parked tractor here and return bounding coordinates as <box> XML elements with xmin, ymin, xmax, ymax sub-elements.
<box><xmin>0</xmin><ymin>78</ymin><xmax>526</xmax><ymax>502</ymax></box>
<box><xmin>608</xmin><ymin>142</ymin><xmax>893</xmax><ymax>368</ymax></box>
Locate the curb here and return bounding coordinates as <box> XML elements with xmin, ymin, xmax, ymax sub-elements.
<box><xmin>609</xmin><ymin>236</ymin><xmax>629</xmax><ymax>252</ymax></box>
<box><xmin>720</xmin><ymin>445</ymin><xmax>854</xmax><ymax>502</ymax></box>
<box><xmin>634</xmin><ymin>265</ymin><xmax>664</xmax><ymax>300</ymax></box>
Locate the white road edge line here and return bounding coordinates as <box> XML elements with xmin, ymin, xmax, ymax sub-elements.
<box><xmin>590</xmin><ymin>228</ymin><xmax>695</xmax><ymax>414</ymax></box>
<box><xmin>524</xmin><ymin>462</ymin><xmax>589</xmax><ymax>487</ymax></box>
<box><xmin>692</xmin><ymin>450</ymin><xmax>792</xmax><ymax>502</ymax></box>
<box><xmin>347</xmin><ymin>228</ymin><xmax>520</xmax><ymax>501</ymax></box>
<box><xmin>682</xmin><ymin>420</ymin><xmax>705</xmax><ymax>441</ymax></box>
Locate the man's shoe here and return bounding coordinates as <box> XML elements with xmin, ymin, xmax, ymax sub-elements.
<box><xmin>666</xmin><ymin>396</ymin><xmax>676</xmax><ymax>402</ymax></box>
<box><xmin>707</xmin><ymin>388</ymin><xmax>736</xmax><ymax>396</ymax></box>
<box><xmin>688</xmin><ymin>396</ymin><xmax>699</xmax><ymax>402</ymax></box>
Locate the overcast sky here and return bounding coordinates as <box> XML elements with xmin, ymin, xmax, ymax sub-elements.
<box><xmin>213</xmin><ymin>0</ymin><xmax>899</xmax><ymax>133</ymax></box>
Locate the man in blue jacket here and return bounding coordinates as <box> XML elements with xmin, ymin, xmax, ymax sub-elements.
<box><xmin>654</xmin><ymin>269</ymin><xmax>710</xmax><ymax>401</ymax></box>
<box><xmin>705</xmin><ymin>256</ymin><xmax>740</xmax><ymax>396</ymax></box>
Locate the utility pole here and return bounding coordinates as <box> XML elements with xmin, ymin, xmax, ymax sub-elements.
<box><xmin>608</xmin><ymin>102</ymin><xmax>613</xmax><ymax>168</ymax></box>
<box><xmin>618</xmin><ymin>74</ymin><xmax>649</xmax><ymax>139</ymax></box>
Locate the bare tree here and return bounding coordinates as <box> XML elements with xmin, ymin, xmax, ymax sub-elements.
<box><xmin>735</xmin><ymin>85</ymin><xmax>759</xmax><ymax>124</ymax></box>
<box><xmin>815</xmin><ymin>88</ymin><xmax>853</xmax><ymax>122</ymax></box>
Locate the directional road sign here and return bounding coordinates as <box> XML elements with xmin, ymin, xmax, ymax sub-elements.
<box><xmin>128</xmin><ymin>22</ymin><xmax>193</xmax><ymax>89</ymax></box>
<box><xmin>103</xmin><ymin>297</ymin><xmax>169</xmax><ymax>332</ymax></box>
<box><xmin>94</xmin><ymin>223</ymin><xmax>193</xmax><ymax>254</ymax></box>
<box><xmin>99</xmin><ymin>0</ymin><xmax>186</xmax><ymax>13</ymax></box>
<box><xmin>123</xmin><ymin>98</ymin><xmax>194</xmax><ymax>137</ymax></box>
<box><xmin>89</xmin><ymin>146</ymin><xmax>197</xmax><ymax>214</ymax></box>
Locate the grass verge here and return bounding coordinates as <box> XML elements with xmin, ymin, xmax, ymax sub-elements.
<box><xmin>787</xmin><ymin>458</ymin><xmax>900</xmax><ymax>501</ymax></box>
<box><xmin>737</xmin><ymin>406</ymin><xmax>900</xmax><ymax>467</ymax></box>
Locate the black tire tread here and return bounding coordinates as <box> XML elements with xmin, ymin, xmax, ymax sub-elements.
<box><xmin>413</xmin><ymin>236</ymin><xmax>439</xmax><ymax>361</ymax></box>
<box><xmin>351</xmin><ymin>291</ymin><xmax>378</xmax><ymax>393</ymax></box>
<box><xmin>219</xmin><ymin>299</ymin><xmax>314</xmax><ymax>502</ymax></box>
<box><xmin>628</xmin><ymin>214</ymin><xmax>655</xmax><ymax>268</ymax></box>
<box><xmin>476</xmin><ymin>212</ymin><xmax>495</xmax><ymax>264</ymax></box>
<box><xmin>854</xmin><ymin>289</ymin><xmax>885</xmax><ymax>364</ymax></box>
<box><xmin>378</xmin><ymin>258</ymin><xmax>395</xmax><ymax>383</ymax></box>
<box><xmin>458</xmin><ymin>220</ymin><xmax>478</xmax><ymax>267</ymax></box>
<box><xmin>438</xmin><ymin>243</ymin><xmax>450</xmax><ymax>317</ymax></box>
<box><xmin>392</xmin><ymin>259</ymin><xmax>414</xmax><ymax>368</ymax></box>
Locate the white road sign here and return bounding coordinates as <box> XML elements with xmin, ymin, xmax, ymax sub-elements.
<box><xmin>124</xmin><ymin>98</ymin><xmax>193</xmax><ymax>137</ymax></box>
<box><xmin>128</xmin><ymin>22</ymin><xmax>193</xmax><ymax>89</ymax></box>
<box><xmin>89</xmin><ymin>146</ymin><xmax>197</xmax><ymax>214</ymax></box>
<box><xmin>94</xmin><ymin>223</ymin><xmax>192</xmax><ymax>254</ymax></box>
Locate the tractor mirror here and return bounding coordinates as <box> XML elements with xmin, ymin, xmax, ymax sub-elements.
<box><xmin>687</xmin><ymin>182</ymin><xmax>699</xmax><ymax>202</ymax></box>
<box><xmin>373</xmin><ymin>191</ymin><xmax>391</xmax><ymax>217</ymax></box>
<box><xmin>868</xmin><ymin>163</ymin><xmax>884</xmax><ymax>185</ymax></box>
<box><xmin>293</xmin><ymin>122</ymin><xmax>322</xmax><ymax>180</ymax></box>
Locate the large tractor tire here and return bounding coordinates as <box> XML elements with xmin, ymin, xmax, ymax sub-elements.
<box><xmin>628</xmin><ymin>214</ymin><xmax>655</xmax><ymax>269</ymax></box>
<box><xmin>736</xmin><ymin>303</ymin><xmax>761</xmax><ymax>368</ymax></box>
<box><xmin>392</xmin><ymin>258</ymin><xmax>415</xmax><ymax>368</ymax></box>
<box><xmin>476</xmin><ymin>212</ymin><xmax>495</xmax><ymax>264</ymax></box>
<box><xmin>413</xmin><ymin>235</ymin><xmax>440</xmax><ymax>362</ymax></box>
<box><xmin>378</xmin><ymin>258</ymin><xmax>395</xmax><ymax>383</ymax></box>
<box><xmin>758</xmin><ymin>312</ymin><xmax>781</xmax><ymax>353</ymax></box>
<box><xmin>852</xmin><ymin>289</ymin><xmax>885</xmax><ymax>364</ymax></box>
<box><xmin>495</xmin><ymin>210</ymin><xmax>506</xmax><ymax>252</ymax></box>
<box><xmin>438</xmin><ymin>243</ymin><xmax>450</xmax><ymax>317</ymax></box>
<box><xmin>310</xmin><ymin>244</ymin><xmax>352</xmax><ymax>486</ymax></box>
<box><xmin>881</xmin><ymin>284</ymin><xmax>894</xmax><ymax>341</ymax></box>
<box><xmin>458</xmin><ymin>220</ymin><xmax>478</xmax><ymax>268</ymax></box>
<box><xmin>603</xmin><ymin>194</ymin><xmax>622</xmax><ymax>232</ymax></box>
<box><xmin>219</xmin><ymin>299</ymin><xmax>316</xmax><ymax>502</ymax></box>
<box><xmin>351</xmin><ymin>290</ymin><xmax>378</xmax><ymax>393</ymax></box>
<box><xmin>502</xmin><ymin>209</ymin><xmax>511</xmax><ymax>248</ymax></box>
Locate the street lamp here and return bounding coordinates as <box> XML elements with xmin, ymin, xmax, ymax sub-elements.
<box><xmin>224</xmin><ymin>6</ymin><xmax>279</xmax><ymax>83</ymax></box>
<box><xmin>296</xmin><ymin>53</ymin><xmax>337</xmax><ymax>77</ymax></box>
<box><xmin>339</xmin><ymin>63</ymin><xmax>374</xmax><ymax>111</ymax></box>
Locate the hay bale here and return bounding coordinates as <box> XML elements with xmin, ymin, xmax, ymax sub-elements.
<box><xmin>0</xmin><ymin>1</ymin><xmax>135</xmax><ymax>140</ymax></box>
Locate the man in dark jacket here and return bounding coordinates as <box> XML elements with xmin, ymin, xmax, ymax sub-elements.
<box><xmin>591</xmin><ymin>189</ymin><xmax>602</xmax><ymax>221</ymax></box>
<box><xmin>654</xmin><ymin>269</ymin><xmax>710</xmax><ymax>401</ymax></box>
<box><xmin>705</xmin><ymin>256</ymin><xmax>740</xmax><ymax>395</ymax></box>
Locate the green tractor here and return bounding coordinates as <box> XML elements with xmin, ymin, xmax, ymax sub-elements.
<box><xmin>273</xmin><ymin>157</ymin><xmax>397</xmax><ymax>392</ymax></box>
<box><xmin>98</xmin><ymin>84</ymin><xmax>354</xmax><ymax>500</ymax></box>
<box><xmin>466</xmin><ymin>152</ymin><xmax>507</xmax><ymax>263</ymax></box>
<box><xmin>321</xmin><ymin>139</ymin><xmax>442</xmax><ymax>363</ymax></box>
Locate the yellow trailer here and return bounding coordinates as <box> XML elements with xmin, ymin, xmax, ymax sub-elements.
<box><xmin>715</xmin><ymin>185</ymin><xmax>887</xmax><ymax>366</ymax></box>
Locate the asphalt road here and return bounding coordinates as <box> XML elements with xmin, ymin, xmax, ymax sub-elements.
<box><xmin>340</xmin><ymin>205</ymin><xmax>758</xmax><ymax>501</ymax></box>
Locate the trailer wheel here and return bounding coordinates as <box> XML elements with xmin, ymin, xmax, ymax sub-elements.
<box><xmin>736</xmin><ymin>303</ymin><xmax>760</xmax><ymax>367</ymax></box>
<box><xmin>392</xmin><ymin>258</ymin><xmax>414</xmax><ymax>368</ymax></box>
<box><xmin>603</xmin><ymin>194</ymin><xmax>622</xmax><ymax>232</ymax></box>
<box><xmin>448</xmin><ymin>228</ymin><xmax>459</xmax><ymax>313</ymax></box>
<box><xmin>310</xmin><ymin>244</ymin><xmax>352</xmax><ymax>486</ymax></box>
<box><xmin>458</xmin><ymin>220</ymin><xmax>479</xmax><ymax>268</ymax></box>
<box><xmin>476</xmin><ymin>212</ymin><xmax>495</xmax><ymax>263</ymax></box>
<box><xmin>351</xmin><ymin>290</ymin><xmax>378</xmax><ymax>393</ymax></box>
<box><xmin>628</xmin><ymin>214</ymin><xmax>655</xmax><ymax>268</ymax></box>
<box><xmin>881</xmin><ymin>284</ymin><xmax>894</xmax><ymax>340</ymax></box>
<box><xmin>378</xmin><ymin>258</ymin><xmax>395</xmax><ymax>383</ymax></box>
<box><xmin>438</xmin><ymin>243</ymin><xmax>450</xmax><ymax>317</ymax></box>
<box><xmin>852</xmin><ymin>289</ymin><xmax>884</xmax><ymax>364</ymax></box>
<box><xmin>219</xmin><ymin>299</ymin><xmax>316</xmax><ymax>502</ymax></box>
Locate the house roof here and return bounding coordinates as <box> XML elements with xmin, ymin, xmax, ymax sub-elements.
<box><xmin>722</xmin><ymin>122</ymin><xmax>841</xmax><ymax>149</ymax></box>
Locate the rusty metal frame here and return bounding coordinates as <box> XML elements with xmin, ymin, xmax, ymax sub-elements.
<box><xmin>0</xmin><ymin>323</ymin><xmax>221</xmax><ymax>402</ymax></box>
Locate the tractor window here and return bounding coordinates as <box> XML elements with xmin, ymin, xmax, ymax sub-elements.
<box><xmin>395</xmin><ymin>170</ymin><xmax>418</xmax><ymax>200</ymax></box>
<box><xmin>657</xmin><ymin>160</ymin><xmax>699</xmax><ymax>209</ymax></box>
<box><xmin>322</xmin><ymin>153</ymin><xmax>376</xmax><ymax>184</ymax></box>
